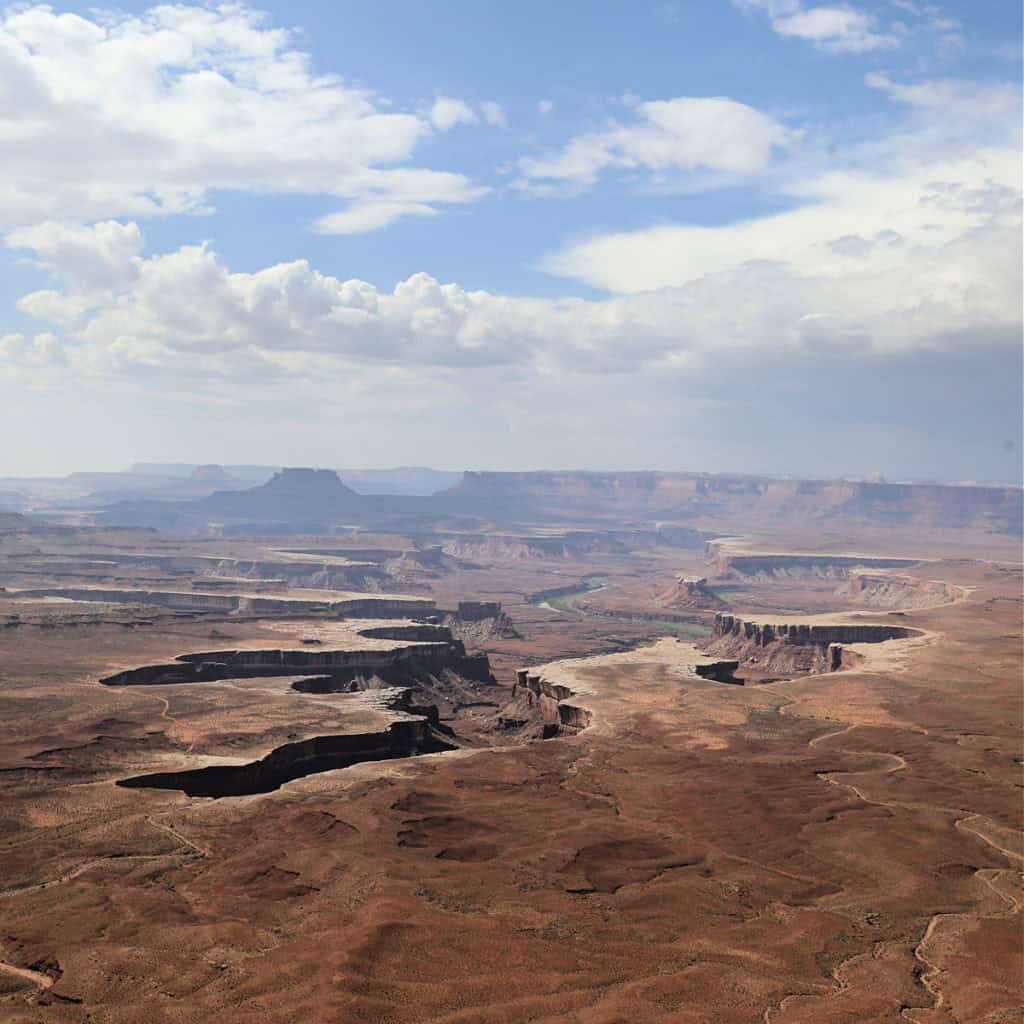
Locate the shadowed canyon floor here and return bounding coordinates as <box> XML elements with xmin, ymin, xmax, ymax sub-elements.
<box><xmin>0</xmin><ymin>514</ymin><xmax>1020</xmax><ymax>1022</ymax></box>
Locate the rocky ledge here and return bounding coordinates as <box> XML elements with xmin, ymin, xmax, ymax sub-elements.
<box><xmin>706</xmin><ymin>613</ymin><xmax>921</xmax><ymax>676</ymax></box>
<box><xmin>834</xmin><ymin>572</ymin><xmax>966</xmax><ymax>609</ymax></box>
<box><xmin>704</xmin><ymin>543</ymin><xmax>919</xmax><ymax>580</ymax></box>
<box><xmin>512</xmin><ymin>670</ymin><xmax>593</xmax><ymax>737</ymax></box>
<box><xmin>711</xmin><ymin>613</ymin><xmax>917</xmax><ymax>647</ymax></box>
<box><xmin>14</xmin><ymin>586</ymin><xmax>434</xmax><ymax>619</ymax></box>
<box><xmin>99</xmin><ymin>627</ymin><xmax>492</xmax><ymax>688</ymax></box>
<box><xmin>117</xmin><ymin>688</ymin><xmax>455</xmax><ymax>798</ymax></box>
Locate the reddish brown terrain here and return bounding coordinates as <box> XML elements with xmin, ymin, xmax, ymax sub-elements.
<box><xmin>0</xmin><ymin>478</ymin><xmax>1021</xmax><ymax>1023</ymax></box>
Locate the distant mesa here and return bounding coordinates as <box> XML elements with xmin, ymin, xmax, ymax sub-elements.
<box><xmin>198</xmin><ymin>468</ymin><xmax>360</xmax><ymax>522</ymax></box>
<box><xmin>95</xmin><ymin>466</ymin><xmax>1022</xmax><ymax>537</ymax></box>
<box><xmin>260</xmin><ymin>468</ymin><xmax>359</xmax><ymax>497</ymax></box>
<box><xmin>445</xmin><ymin>471</ymin><xmax>1023</xmax><ymax>533</ymax></box>
<box><xmin>186</xmin><ymin>464</ymin><xmax>239</xmax><ymax>487</ymax></box>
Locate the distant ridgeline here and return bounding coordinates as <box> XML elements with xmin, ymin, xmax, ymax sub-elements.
<box><xmin>444</xmin><ymin>472</ymin><xmax>1023</xmax><ymax>533</ymax></box>
<box><xmin>97</xmin><ymin>467</ymin><xmax>1022</xmax><ymax>535</ymax></box>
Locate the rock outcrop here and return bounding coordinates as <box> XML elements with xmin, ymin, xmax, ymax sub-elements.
<box><xmin>705</xmin><ymin>613</ymin><xmax>920</xmax><ymax>677</ymax></box>
<box><xmin>513</xmin><ymin>670</ymin><xmax>592</xmax><ymax>737</ymax></box>
<box><xmin>711</xmin><ymin>613</ymin><xmax>916</xmax><ymax>647</ymax></box>
<box><xmin>454</xmin><ymin>601</ymin><xmax>502</xmax><ymax>621</ymax></box>
<box><xmin>705</xmin><ymin>543</ymin><xmax>919</xmax><ymax>580</ymax></box>
<box><xmin>834</xmin><ymin>572</ymin><xmax>966</xmax><ymax>609</ymax></box>
<box><xmin>440</xmin><ymin>601</ymin><xmax>521</xmax><ymax>644</ymax></box>
<box><xmin>660</xmin><ymin>576</ymin><xmax>727</xmax><ymax>610</ymax></box>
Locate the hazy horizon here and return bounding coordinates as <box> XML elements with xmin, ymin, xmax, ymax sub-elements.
<box><xmin>1</xmin><ymin>459</ymin><xmax>1019</xmax><ymax>489</ymax></box>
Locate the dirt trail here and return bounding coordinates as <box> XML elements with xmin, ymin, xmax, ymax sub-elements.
<box><xmin>146</xmin><ymin>815</ymin><xmax>211</xmax><ymax>858</ymax></box>
<box><xmin>801</xmin><ymin>721</ymin><xmax>1022</xmax><ymax>1022</ymax></box>
<box><xmin>0</xmin><ymin>815</ymin><xmax>206</xmax><ymax>901</ymax></box>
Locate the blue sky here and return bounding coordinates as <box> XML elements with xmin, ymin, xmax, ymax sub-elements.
<box><xmin>0</xmin><ymin>0</ymin><xmax>1020</xmax><ymax>481</ymax></box>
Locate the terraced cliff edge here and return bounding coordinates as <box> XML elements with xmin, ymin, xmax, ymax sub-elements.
<box><xmin>513</xmin><ymin>645</ymin><xmax>746</xmax><ymax>735</ymax></box>
<box><xmin>118</xmin><ymin>689</ymin><xmax>455</xmax><ymax>798</ymax></box>
<box><xmin>513</xmin><ymin>669</ymin><xmax>594</xmax><ymax>737</ymax></box>
<box><xmin>99</xmin><ymin>630</ymin><xmax>491</xmax><ymax>688</ymax></box>
<box><xmin>705</xmin><ymin>543</ymin><xmax>919</xmax><ymax>579</ymax></box>
<box><xmin>14</xmin><ymin>587</ymin><xmax>433</xmax><ymax>618</ymax></box>
<box><xmin>706</xmin><ymin>612</ymin><xmax>921</xmax><ymax>676</ymax></box>
<box><xmin>834</xmin><ymin>571</ymin><xmax>967</xmax><ymax>609</ymax></box>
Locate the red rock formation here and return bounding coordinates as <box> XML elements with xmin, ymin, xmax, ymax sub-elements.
<box><xmin>705</xmin><ymin>613</ymin><xmax>920</xmax><ymax>677</ymax></box>
<box><xmin>659</xmin><ymin>576</ymin><xmax>727</xmax><ymax>610</ymax></box>
<box><xmin>835</xmin><ymin>571</ymin><xmax>966</xmax><ymax>609</ymax></box>
<box><xmin>513</xmin><ymin>670</ymin><xmax>592</xmax><ymax>736</ymax></box>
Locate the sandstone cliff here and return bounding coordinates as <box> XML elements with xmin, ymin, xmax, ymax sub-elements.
<box><xmin>704</xmin><ymin>543</ymin><xmax>919</xmax><ymax>579</ymax></box>
<box><xmin>704</xmin><ymin>613</ymin><xmax>919</xmax><ymax>677</ymax></box>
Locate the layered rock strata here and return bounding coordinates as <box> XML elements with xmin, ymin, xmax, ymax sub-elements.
<box><xmin>706</xmin><ymin>613</ymin><xmax>920</xmax><ymax>676</ymax></box>
<box><xmin>835</xmin><ymin>572</ymin><xmax>966</xmax><ymax>609</ymax></box>
<box><xmin>514</xmin><ymin>670</ymin><xmax>593</xmax><ymax>736</ymax></box>
<box><xmin>99</xmin><ymin>634</ymin><xmax>492</xmax><ymax>688</ymax></box>
<box><xmin>712</xmin><ymin>613</ymin><xmax>916</xmax><ymax>647</ymax></box>
<box><xmin>446</xmin><ymin>471</ymin><xmax>1023</xmax><ymax>533</ymax></box>
<box><xmin>439</xmin><ymin>601</ymin><xmax>521</xmax><ymax>643</ymax></box>
<box><xmin>705</xmin><ymin>544</ymin><xmax>918</xmax><ymax>580</ymax></box>
<box><xmin>14</xmin><ymin>587</ymin><xmax>433</xmax><ymax>619</ymax></box>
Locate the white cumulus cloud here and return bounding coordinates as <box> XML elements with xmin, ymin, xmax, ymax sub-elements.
<box><xmin>10</xmin><ymin>185</ymin><xmax>1018</xmax><ymax>388</ymax></box>
<box><xmin>430</xmin><ymin>96</ymin><xmax>508</xmax><ymax>131</ymax></box>
<box><xmin>0</xmin><ymin>4</ymin><xmax>483</xmax><ymax>233</ymax></box>
<box><xmin>734</xmin><ymin>0</ymin><xmax>900</xmax><ymax>52</ymax></box>
<box><xmin>518</xmin><ymin>96</ymin><xmax>794</xmax><ymax>188</ymax></box>
<box><xmin>430</xmin><ymin>97</ymin><xmax>479</xmax><ymax>131</ymax></box>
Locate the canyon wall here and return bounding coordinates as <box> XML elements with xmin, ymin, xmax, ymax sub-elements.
<box><xmin>711</xmin><ymin>613</ymin><xmax>916</xmax><ymax>648</ymax></box>
<box><xmin>118</xmin><ymin>712</ymin><xmax>454</xmax><ymax>798</ymax></box>
<box><xmin>445</xmin><ymin>472</ymin><xmax>1022</xmax><ymax>533</ymax></box>
<box><xmin>100</xmin><ymin>637</ymin><xmax>492</xmax><ymax>688</ymax></box>
<box><xmin>14</xmin><ymin>587</ymin><xmax>434</xmax><ymax>619</ymax></box>
<box><xmin>705</xmin><ymin>613</ymin><xmax>920</xmax><ymax>676</ymax></box>
<box><xmin>513</xmin><ymin>670</ymin><xmax>592</xmax><ymax>736</ymax></box>
<box><xmin>705</xmin><ymin>544</ymin><xmax>919</xmax><ymax>579</ymax></box>
<box><xmin>6</xmin><ymin>550</ymin><xmax>391</xmax><ymax>590</ymax></box>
